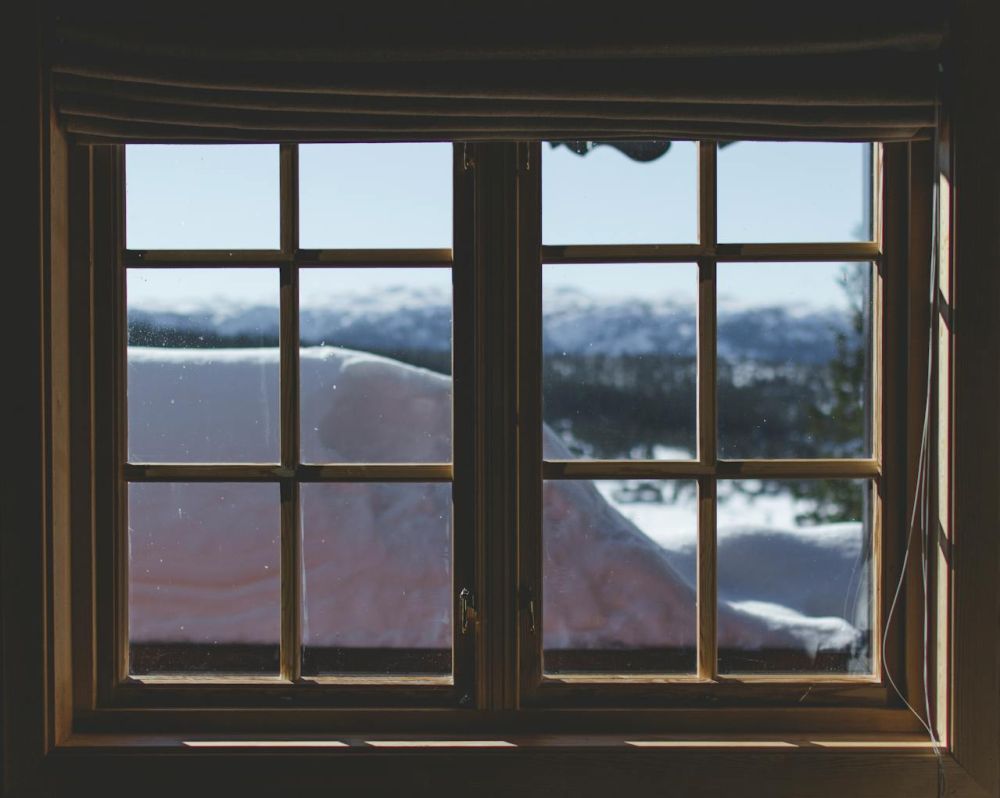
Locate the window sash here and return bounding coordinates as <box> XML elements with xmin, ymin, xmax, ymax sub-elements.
<box><xmin>96</xmin><ymin>144</ymin><xmax>477</xmax><ymax>707</ymax></box>
<box><xmin>517</xmin><ymin>141</ymin><xmax>894</xmax><ymax>706</ymax></box>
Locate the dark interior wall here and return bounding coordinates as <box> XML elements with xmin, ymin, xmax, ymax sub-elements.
<box><xmin>1</xmin><ymin>2</ymin><xmax>999</xmax><ymax>796</ymax></box>
<box><xmin>0</xmin><ymin>5</ymin><xmax>45</xmax><ymax>795</ymax></box>
<box><xmin>950</xmin><ymin>2</ymin><xmax>1000</xmax><ymax>794</ymax></box>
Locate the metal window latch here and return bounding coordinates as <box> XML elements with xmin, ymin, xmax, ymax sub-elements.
<box><xmin>458</xmin><ymin>587</ymin><xmax>477</xmax><ymax>635</ymax></box>
<box><xmin>462</xmin><ymin>144</ymin><xmax>475</xmax><ymax>172</ymax></box>
<box><xmin>520</xmin><ymin>584</ymin><xmax>536</xmax><ymax>635</ymax></box>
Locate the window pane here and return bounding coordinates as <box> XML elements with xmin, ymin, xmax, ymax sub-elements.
<box><xmin>128</xmin><ymin>269</ymin><xmax>280</xmax><ymax>463</ymax></box>
<box><xmin>718</xmin><ymin>142</ymin><xmax>873</xmax><ymax>243</ymax></box>
<box><xmin>128</xmin><ymin>482</ymin><xmax>280</xmax><ymax>675</ymax></box>
<box><xmin>299</xmin><ymin>268</ymin><xmax>452</xmax><ymax>463</ymax></box>
<box><xmin>543</xmin><ymin>264</ymin><xmax>697</xmax><ymax>460</ymax></box>
<box><xmin>299</xmin><ymin>143</ymin><xmax>452</xmax><ymax>249</ymax></box>
<box><xmin>126</xmin><ymin>144</ymin><xmax>280</xmax><ymax>249</ymax></box>
<box><xmin>716</xmin><ymin>479</ymin><xmax>872</xmax><ymax>675</ymax></box>
<box><xmin>717</xmin><ymin>262</ymin><xmax>872</xmax><ymax>459</ymax></box>
<box><xmin>301</xmin><ymin>483</ymin><xmax>452</xmax><ymax>677</ymax></box>
<box><xmin>543</xmin><ymin>479</ymin><xmax>697</xmax><ymax>674</ymax></box>
<box><xmin>542</xmin><ymin>140</ymin><xmax>698</xmax><ymax>245</ymax></box>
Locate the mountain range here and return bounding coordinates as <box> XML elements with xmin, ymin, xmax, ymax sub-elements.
<box><xmin>129</xmin><ymin>287</ymin><xmax>857</xmax><ymax>365</ymax></box>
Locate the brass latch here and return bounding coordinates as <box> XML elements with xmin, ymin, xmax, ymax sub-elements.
<box><xmin>458</xmin><ymin>587</ymin><xmax>478</xmax><ymax>635</ymax></box>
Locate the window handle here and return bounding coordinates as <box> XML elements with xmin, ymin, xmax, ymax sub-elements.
<box><xmin>458</xmin><ymin>587</ymin><xmax>477</xmax><ymax>635</ymax></box>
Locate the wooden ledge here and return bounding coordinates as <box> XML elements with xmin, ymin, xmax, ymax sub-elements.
<box><xmin>58</xmin><ymin>731</ymin><xmax>939</xmax><ymax>752</ymax></box>
<box><xmin>42</xmin><ymin>734</ymin><xmax>989</xmax><ymax>798</ymax></box>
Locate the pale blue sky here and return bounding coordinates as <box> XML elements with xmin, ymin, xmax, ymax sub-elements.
<box><xmin>125</xmin><ymin>141</ymin><xmax>871</xmax><ymax>310</ymax></box>
<box><xmin>542</xmin><ymin>141</ymin><xmax>699</xmax><ymax>245</ymax></box>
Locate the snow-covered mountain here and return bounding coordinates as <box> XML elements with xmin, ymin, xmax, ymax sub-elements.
<box><xmin>128</xmin><ymin>289</ymin><xmax>853</xmax><ymax>364</ymax></box>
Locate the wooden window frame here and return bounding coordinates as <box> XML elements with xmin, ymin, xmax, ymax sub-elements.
<box><xmin>68</xmin><ymin>138</ymin><xmax>921</xmax><ymax>724</ymax></box>
<box><xmin>7</xmin><ymin>87</ymin><xmax>997</xmax><ymax>796</ymax></box>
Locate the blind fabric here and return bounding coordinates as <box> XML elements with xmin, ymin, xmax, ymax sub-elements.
<box><xmin>48</xmin><ymin>4</ymin><xmax>946</xmax><ymax>143</ymax></box>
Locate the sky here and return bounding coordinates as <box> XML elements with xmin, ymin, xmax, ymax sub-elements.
<box><xmin>124</xmin><ymin>141</ymin><xmax>872</xmax><ymax>311</ymax></box>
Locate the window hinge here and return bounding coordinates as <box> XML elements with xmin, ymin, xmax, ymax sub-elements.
<box><xmin>458</xmin><ymin>587</ymin><xmax>478</xmax><ymax>634</ymax></box>
<box><xmin>462</xmin><ymin>144</ymin><xmax>475</xmax><ymax>172</ymax></box>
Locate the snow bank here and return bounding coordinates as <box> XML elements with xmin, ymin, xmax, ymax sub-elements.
<box><xmin>128</xmin><ymin>346</ymin><xmax>864</xmax><ymax>662</ymax></box>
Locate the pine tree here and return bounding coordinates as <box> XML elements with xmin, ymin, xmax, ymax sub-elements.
<box><xmin>788</xmin><ymin>263</ymin><xmax>870</xmax><ymax>523</ymax></box>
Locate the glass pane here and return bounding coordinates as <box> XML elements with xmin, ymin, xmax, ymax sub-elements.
<box><xmin>128</xmin><ymin>482</ymin><xmax>281</xmax><ymax>675</ymax></box>
<box><xmin>299</xmin><ymin>143</ymin><xmax>452</xmax><ymax>249</ymax></box>
<box><xmin>128</xmin><ymin>269</ymin><xmax>280</xmax><ymax>463</ymax></box>
<box><xmin>718</xmin><ymin>142</ymin><xmax>873</xmax><ymax>243</ymax></box>
<box><xmin>543</xmin><ymin>264</ymin><xmax>697</xmax><ymax>460</ymax></box>
<box><xmin>543</xmin><ymin>140</ymin><xmax>698</xmax><ymax>244</ymax></box>
<box><xmin>126</xmin><ymin>144</ymin><xmax>280</xmax><ymax>249</ymax></box>
<box><xmin>543</xmin><ymin>479</ymin><xmax>697</xmax><ymax>674</ymax></box>
<box><xmin>717</xmin><ymin>262</ymin><xmax>872</xmax><ymax>459</ymax></box>
<box><xmin>716</xmin><ymin>479</ymin><xmax>872</xmax><ymax>675</ymax></box>
<box><xmin>301</xmin><ymin>483</ymin><xmax>452</xmax><ymax>677</ymax></box>
<box><xmin>299</xmin><ymin>268</ymin><xmax>452</xmax><ymax>463</ymax></box>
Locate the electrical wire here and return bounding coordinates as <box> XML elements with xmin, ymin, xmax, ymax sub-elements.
<box><xmin>879</xmin><ymin>92</ymin><xmax>946</xmax><ymax>797</ymax></box>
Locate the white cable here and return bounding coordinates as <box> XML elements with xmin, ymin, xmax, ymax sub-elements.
<box><xmin>880</xmin><ymin>96</ymin><xmax>945</xmax><ymax>796</ymax></box>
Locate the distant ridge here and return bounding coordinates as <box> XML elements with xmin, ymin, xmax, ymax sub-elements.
<box><xmin>129</xmin><ymin>291</ymin><xmax>854</xmax><ymax>365</ymax></box>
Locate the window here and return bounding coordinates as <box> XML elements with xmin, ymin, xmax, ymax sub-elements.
<box><xmin>89</xmin><ymin>138</ymin><xmax>908</xmax><ymax>717</ymax></box>
<box><xmin>14</xmin><ymin>10</ymin><xmax>1000</xmax><ymax>797</ymax></box>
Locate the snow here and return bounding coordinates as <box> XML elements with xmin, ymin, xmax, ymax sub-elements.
<box><xmin>129</xmin><ymin>346</ymin><xmax>279</xmax><ymax>365</ymax></box>
<box><xmin>728</xmin><ymin>602</ymin><xmax>861</xmax><ymax>657</ymax></box>
<box><xmin>127</xmin><ymin>345</ymin><xmax>867</xmax><ymax>665</ymax></box>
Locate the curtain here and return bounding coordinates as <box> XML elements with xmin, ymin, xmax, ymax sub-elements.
<box><xmin>47</xmin><ymin>2</ymin><xmax>946</xmax><ymax>143</ymax></box>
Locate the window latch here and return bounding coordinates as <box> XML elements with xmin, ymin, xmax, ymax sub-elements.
<box><xmin>520</xmin><ymin>584</ymin><xmax>536</xmax><ymax>635</ymax></box>
<box><xmin>458</xmin><ymin>587</ymin><xmax>477</xmax><ymax>635</ymax></box>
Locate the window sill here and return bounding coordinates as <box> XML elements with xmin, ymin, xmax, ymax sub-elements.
<box><xmin>60</xmin><ymin>730</ymin><xmax>938</xmax><ymax>751</ymax></box>
<box><xmin>42</xmin><ymin>733</ymin><xmax>984</xmax><ymax>798</ymax></box>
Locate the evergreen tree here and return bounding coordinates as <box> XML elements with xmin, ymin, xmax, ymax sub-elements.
<box><xmin>788</xmin><ymin>263</ymin><xmax>870</xmax><ymax>523</ymax></box>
